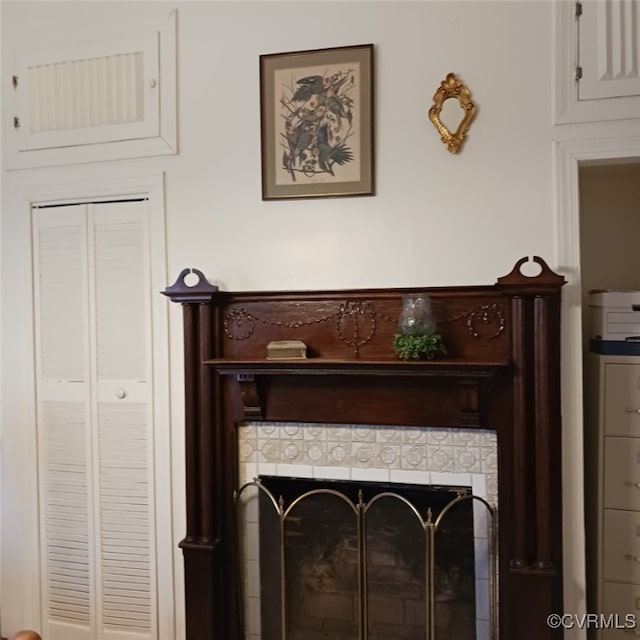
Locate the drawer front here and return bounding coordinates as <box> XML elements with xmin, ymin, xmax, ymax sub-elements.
<box><xmin>605</xmin><ymin>437</ymin><xmax>640</xmax><ymax>511</ymax></box>
<box><xmin>601</xmin><ymin>582</ymin><xmax>640</xmax><ymax>639</ymax></box>
<box><xmin>605</xmin><ymin>364</ymin><xmax>640</xmax><ymax>437</ymax></box>
<box><xmin>604</xmin><ymin>510</ymin><xmax>640</xmax><ymax>583</ymax></box>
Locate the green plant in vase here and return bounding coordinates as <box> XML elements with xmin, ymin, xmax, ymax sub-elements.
<box><xmin>393</xmin><ymin>294</ymin><xmax>447</xmax><ymax>361</ymax></box>
<box><xmin>393</xmin><ymin>332</ymin><xmax>447</xmax><ymax>361</ymax></box>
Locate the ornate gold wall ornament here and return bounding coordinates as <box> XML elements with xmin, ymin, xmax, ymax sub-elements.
<box><xmin>428</xmin><ymin>73</ymin><xmax>476</xmax><ymax>154</ymax></box>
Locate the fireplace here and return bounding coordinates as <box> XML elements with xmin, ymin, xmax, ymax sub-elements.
<box><xmin>236</xmin><ymin>423</ymin><xmax>498</xmax><ymax>640</ymax></box>
<box><xmin>236</xmin><ymin>472</ymin><xmax>495</xmax><ymax>640</ymax></box>
<box><xmin>163</xmin><ymin>256</ymin><xmax>565</xmax><ymax>640</ymax></box>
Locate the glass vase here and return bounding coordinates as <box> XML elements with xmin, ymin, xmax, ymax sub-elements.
<box><xmin>398</xmin><ymin>294</ymin><xmax>435</xmax><ymax>336</ymax></box>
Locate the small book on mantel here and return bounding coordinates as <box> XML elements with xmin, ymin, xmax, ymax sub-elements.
<box><xmin>267</xmin><ymin>340</ymin><xmax>307</xmax><ymax>360</ymax></box>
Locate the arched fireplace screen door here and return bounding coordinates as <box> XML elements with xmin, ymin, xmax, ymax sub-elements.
<box><xmin>235</xmin><ymin>478</ymin><xmax>497</xmax><ymax>640</ymax></box>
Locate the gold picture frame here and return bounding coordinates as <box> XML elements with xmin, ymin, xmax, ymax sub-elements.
<box><xmin>260</xmin><ymin>44</ymin><xmax>374</xmax><ymax>200</ymax></box>
<box><xmin>428</xmin><ymin>73</ymin><xmax>476</xmax><ymax>154</ymax></box>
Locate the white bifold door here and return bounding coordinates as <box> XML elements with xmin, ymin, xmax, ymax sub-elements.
<box><xmin>31</xmin><ymin>200</ymin><xmax>172</xmax><ymax>640</ymax></box>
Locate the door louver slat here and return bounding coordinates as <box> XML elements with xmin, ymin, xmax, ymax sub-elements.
<box><xmin>98</xmin><ymin>402</ymin><xmax>151</xmax><ymax>631</ymax></box>
<box><xmin>37</xmin><ymin>224</ymin><xmax>85</xmax><ymax>381</ymax></box>
<box><xmin>42</xmin><ymin>401</ymin><xmax>91</xmax><ymax>625</ymax></box>
<box><xmin>94</xmin><ymin>221</ymin><xmax>146</xmax><ymax>381</ymax></box>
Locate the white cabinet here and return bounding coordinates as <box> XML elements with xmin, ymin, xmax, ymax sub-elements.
<box><xmin>586</xmin><ymin>355</ymin><xmax>640</xmax><ymax>638</ymax></box>
<box><xmin>555</xmin><ymin>1</ymin><xmax>640</xmax><ymax>123</ymax></box>
<box><xmin>577</xmin><ymin>0</ymin><xmax>640</xmax><ymax>102</ymax></box>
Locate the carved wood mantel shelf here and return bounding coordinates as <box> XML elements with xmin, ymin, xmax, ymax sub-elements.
<box><xmin>163</xmin><ymin>256</ymin><xmax>566</xmax><ymax>640</ymax></box>
<box><xmin>206</xmin><ymin>359</ymin><xmax>508</xmax><ymax>428</ymax></box>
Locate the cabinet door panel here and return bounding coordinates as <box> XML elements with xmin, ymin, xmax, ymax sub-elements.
<box><xmin>603</xmin><ymin>509</ymin><xmax>640</xmax><ymax>583</ymax></box>
<box><xmin>601</xmin><ymin>582</ymin><xmax>640</xmax><ymax>639</ymax></box>
<box><xmin>604</xmin><ymin>364</ymin><xmax>640</xmax><ymax>436</ymax></box>
<box><xmin>604</xmin><ymin>437</ymin><xmax>640</xmax><ymax>510</ymax></box>
<box><xmin>578</xmin><ymin>0</ymin><xmax>640</xmax><ymax>102</ymax></box>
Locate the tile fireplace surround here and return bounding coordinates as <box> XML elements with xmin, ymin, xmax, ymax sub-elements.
<box><xmin>237</xmin><ymin>422</ymin><xmax>498</xmax><ymax>640</ymax></box>
<box><xmin>163</xmin><ymin>256</ymin><xmax>566</xmax><ymax>640</ymax></box>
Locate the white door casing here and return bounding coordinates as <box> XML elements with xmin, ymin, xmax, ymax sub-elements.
<box><xmin>554</xmin><ymin>134</ymin><xmax>640</xmax><ymax>640</ymax></box>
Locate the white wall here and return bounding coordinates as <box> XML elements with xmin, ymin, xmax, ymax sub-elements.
<box><xmin>1</xmin><ymin>0</ymin><xmax>621</xmax><ymax>637</ymax></box>
<box><xmin>2</xmin><ymin>1</ymin><xmax>557</xmax><ymax>287</ymax></box>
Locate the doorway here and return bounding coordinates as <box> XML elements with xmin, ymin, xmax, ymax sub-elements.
<box><xmin>579</xmin><ymin>161</ymin><xmax>640</xmax><ymax>629</ymax></box>
<box><xmin>555</xmin><ymin>135</ymin><xmax>640</xmax><ymax>632</ymax></box>
<box><xmin>579</xmin><ymin>162</ymin><xmax>640</xmax><ymax>351</ymax></box>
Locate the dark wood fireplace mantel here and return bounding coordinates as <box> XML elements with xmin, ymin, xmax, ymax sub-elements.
<box><xmin>163</xmin><ymin>256</ymin><xmax>566</xmax><ymax>640</ymax></box>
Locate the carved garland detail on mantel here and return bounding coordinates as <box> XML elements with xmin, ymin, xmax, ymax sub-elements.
<box><xmin>442</xmin><ymin>304</ymin><xmax>506</xmax><ymax>340</ymax></box>
<box><xmin>224</xmin><ymin>302</ymin><xmax>505</xmax><ymax>356</ymax></box>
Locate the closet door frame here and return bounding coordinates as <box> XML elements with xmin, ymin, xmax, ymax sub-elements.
<box><xmin>1</xmin><ymin>173</ymin><xmax>175</xmax><ymax>640</ymax></box>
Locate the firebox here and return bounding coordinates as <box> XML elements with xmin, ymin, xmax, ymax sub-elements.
<box><xmin>235</xmin><ymin>476</ymin><xmax>496</xmax><ymax>640</ymax></box>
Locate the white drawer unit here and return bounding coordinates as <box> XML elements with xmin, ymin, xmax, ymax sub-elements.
<box><xmin>586</xmin><ymin>355</ymin><xmax>640</xmax><ymax>639</ymax></box>
<box><xmin>603</xmin><ymin>509</ymin><xmax>640</xmax><ymax>583</ymax></box>
<box><xmin>602</xmin><ymin>582</ymin><xmax>640</xmax><ymax>639</ymax></box>
<box><xmin>604</xmin><ymin>365</ymin><xmax>640</xmax><ymax>436</ymax></box>
<box><xmin>604</xmin><ymin>438</ymin><xmax>640</xmax><ymax>511</ymax></box>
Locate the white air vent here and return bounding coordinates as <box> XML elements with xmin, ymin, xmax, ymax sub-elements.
<box><xmin>7</xmin><ymin>11</ymin><xmax>176</xmax><ymax>169</ymax></box>
<box><xmin>27</xmin><ymin>52</ymin><xmax>145</xmax><ymax>134</ymax></box>
<box><xmin>16</xmin><ymin>33</ymin><xmax>158</xmax><ymax>151</ymax></box>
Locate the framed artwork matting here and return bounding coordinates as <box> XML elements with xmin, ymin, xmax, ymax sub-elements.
<box><xmin>260</xmin><ymin>44</ymin><xmax>374</xmax><ymax>200</ymax></box>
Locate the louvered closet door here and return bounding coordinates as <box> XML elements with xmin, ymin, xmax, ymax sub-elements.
<box><xmin>33</xmin><ymin>205</ymin><xmax>93</xmax><ymax>640</ymax></box>
<box><xmin>33</xmin><ymin>201</ymin><xmax>158</xmax><ymax>640</ymax></box>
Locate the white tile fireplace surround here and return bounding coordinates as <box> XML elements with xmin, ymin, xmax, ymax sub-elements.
<box><xmin>237</xmin><ymin>422</ymin><xmax>498</xmax><ymax>640</ymax></box>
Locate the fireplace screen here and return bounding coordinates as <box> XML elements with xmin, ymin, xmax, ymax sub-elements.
<box><xmin>235</xmin><ymin>477</ymin><xmax>497</xmax><ymax>640</ymax></box>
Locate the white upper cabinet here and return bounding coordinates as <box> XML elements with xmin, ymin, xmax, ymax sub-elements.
<box><xmin>577</xmin><ymin>0</ymin><xmax>640</xmax><ymax>100</ymax></box>
<box><xmin>555</xmin><ymin>0</ymin><xmax>640</xmax><ymax>124</ymax></box>
<box><xmin>6</xmin><ymin>11</ymin><xmax>177</xmax><ymax>169</ymax></box>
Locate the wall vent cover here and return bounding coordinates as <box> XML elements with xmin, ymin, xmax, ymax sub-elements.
<box><xmin>7</xmin><ymin>11</ymin><xmax>176</xmax><ymax>169</ymax></box>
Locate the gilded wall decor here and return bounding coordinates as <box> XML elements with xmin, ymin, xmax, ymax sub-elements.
<box><xmin>428</xmin><ymin>73</ymin><xmax>476</xmax><ymax>154</ymax></box>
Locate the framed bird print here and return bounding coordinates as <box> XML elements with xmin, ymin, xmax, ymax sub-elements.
<box><xmin>259</xmin><ymin>44</ymin><xmax>374</xmax><ymax>200</ymax></box>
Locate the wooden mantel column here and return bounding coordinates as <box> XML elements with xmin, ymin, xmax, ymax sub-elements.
<box><xmin>497</xmin><ymin>256</ymin><xmax>566</xmax><ymax>638</ymax></box>
<box><xmin>162</xmin><ymin>268</ymin><xmax>220</xmax><ymax>640</ymax></box>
